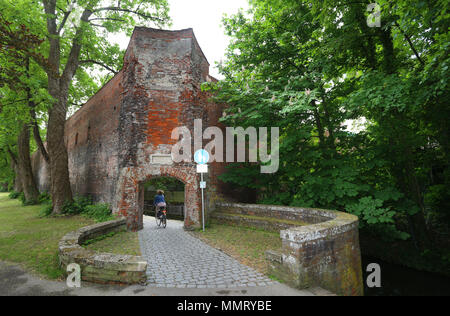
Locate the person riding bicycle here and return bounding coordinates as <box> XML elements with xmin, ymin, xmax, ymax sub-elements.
<box><xmin>154</xmin><ymin>190</ymin><xmax>167</xmax><ymax>219</ymax></box>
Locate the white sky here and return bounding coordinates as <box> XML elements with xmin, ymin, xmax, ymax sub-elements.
<box><xmin>111</xmin><ymin>0</ymin><xmax>249</xmax><ymax>79</ymax></box>
<box><xmin>168</xmin><ymin>0</ymin><xmax>249</xmax><ymax>79</ymax></box>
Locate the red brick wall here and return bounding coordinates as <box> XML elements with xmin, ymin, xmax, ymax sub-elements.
<box><xmin>65</xmin><ymin>71</ymin><xmax>124</xmax><ymax>206</ymax></box>
<box><xmin>113</xmin><ymin>28</ymin><xmax>227</xmax><ymax>231</ymax></box>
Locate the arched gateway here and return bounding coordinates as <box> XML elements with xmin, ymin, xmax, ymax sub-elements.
<box><xmin>115</xmin><ymin>165</ymin><xmax>200</xmax><ymax>231</ymax></box>
<box><xmin>32</xmin><ymin>27</ymin><xmax>228</xmax><ymax>231</ymax></box>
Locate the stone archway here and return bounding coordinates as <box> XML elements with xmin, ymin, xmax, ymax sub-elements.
<box><xmin>138</xmin><ymin>176</ymin><xmax>185</xmax><ymax>222</ymax></box>
<box><xmin>114</xmin><ymin>164</ymin><xmax>201</xmax><ymax>231</ymax></box>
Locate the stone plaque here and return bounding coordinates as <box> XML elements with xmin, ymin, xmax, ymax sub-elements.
<box><xmin>151</xmin><ymin>154</ymin><xmax>173</xmax><ymax>165</ymax></box>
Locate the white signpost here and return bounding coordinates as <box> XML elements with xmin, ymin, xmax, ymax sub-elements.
<box><xmin>194</xmin><ymin>149</ymin><xmax>209</xmax><ymax>232</ymax></box>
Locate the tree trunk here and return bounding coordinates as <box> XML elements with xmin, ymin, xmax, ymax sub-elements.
<box><xmin>25</xmin><ymin>57</ymin><xmax>50</xmax><ymax>164</ymax></box>
<box><xmin>7</xmin><ymin>148</ymin><xmax>22</xmax><ymax>192</ymax></box>
<box><xmin>42</xmin><ymin>1</ymin><xmax>92</xmax><ymax>214</ymax></box>
<box><xmin>404</xmin><ymin>148</ymin><xmax>432</xmax><ymax>249</ymax></box>
<box><xmin>47</xmin><ymin>97</ymin><xmax>72</xmax><ymax>214</ymax></box>
<box><xmin>17</xmin><ymin>123</ymin><xmax>40</xmax><ymax>203</ymax></box>
<box><xmin>12</xmin><ymin>162</ymin><xmax>23</xmax><ymax>193</ymax></box>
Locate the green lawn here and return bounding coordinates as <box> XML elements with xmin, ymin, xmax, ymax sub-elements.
<box><xmin>191</xmin><ymin>223</ymin><xmax>282</xmax><ymax>275</ymax></box>
<box><xmin>83</xmin><ymin>231</ymin><xmax>141</xmax><ymax>256</ymax></box>
<box><xmin>0</xmin><ymin>192</ymin><xmax>95</xmax><ymax>279</ymax></box>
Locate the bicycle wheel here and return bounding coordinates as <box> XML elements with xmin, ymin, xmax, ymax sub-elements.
<box><xmin>155</xmin><ymin>209</ymin><xmax>161</xmax><ymax>227</ymax></box>
<box><xmin>162</xmin><ymin>215</ymin><xmax>167</xmax><ymax>228</ymax></box>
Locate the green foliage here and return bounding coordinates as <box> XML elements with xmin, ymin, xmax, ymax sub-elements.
<box><xmin>10</xmin><ymin>190</ymin><xmax>50</xmax><ymax>208</ymax></box>
<box><xmin>38</xmin><ymin>204</ymin><xmax>53</xmax><ymax>218</ymax></box>
<box><xmin>82</xmin><ymin>204</ymin><xmax>114</xmax><ymax>223</ymax></box>
<box><xmin>38</xmin><ymin>192</ymin><xmax>51</xmax><ymax>204</ymax></box>
<box><xmin>211</xmin><ymin>0</ymin><xmax>450</xmax><ymax>250</ymax></box>
<box><xmin>8</xmin><ymin>191</ymin><xmax>19</xmax><ymax>199</ymax></box>
<box><xmin>61</xmin><ymin>196</ymin><xmax>93</xmax><ymax>216</ymax></box>
<box><xmin>0</xmin><ymin>0</ymin><xmax>171</xmax><ymax>213</ymax></box>
<box><xmin>18</xmin><ymin>192</ymin><xmax>26</xmax><ymax>204</ymax></box>
<box><xmin>143</xmin><ymin>176</ymin><xmax>185</xmax><ymax>192</ymax></box>
<box><xmin>82</xmin><ymin>231</ymin><xmax>118</xmax><ymax>246</ymax></box>
<box><xmin>347</xmin><ymin>197</ymin><xmax>395</xmax><ymax>225</ymax></box>
<box><xmin>40</xmin><ymin>195</ymin><xmax>114</xmax><ymax>223</ymax></box>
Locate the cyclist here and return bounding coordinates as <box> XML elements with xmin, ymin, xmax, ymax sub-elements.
<box><xmin>154</xmin><ymin>189</ymin><xmax>167</xmax><ymax>219</ymax></box>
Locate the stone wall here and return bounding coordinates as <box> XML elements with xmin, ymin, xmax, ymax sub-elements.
<box><xmin>215</xmin><ymin>203</ymin><xmax>364</xmax><ymax>296</ymax></box>
<box><xmin>32</xmin><ymin>72</ymin><xmax>124</xmax><ymax>204</ymax></box>
<box><xmin>58</xmin><ymin>218</ymin><xmax>147</xmax><ymax>285</ymax></box>
<box><xmin>114</xmin><ymin>28</ymin><xmax>212</xmax><ymax>231</ymax></box>
<box><xmin>65</xmin><ymin>72</ymin><xmax>124</xmax><ymax>206</ymax></box>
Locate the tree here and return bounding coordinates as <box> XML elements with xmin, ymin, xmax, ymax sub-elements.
<box><xmin>0</xmin><ymin>13</ymin><xmax>51</xmax><ymax>203</ymax></box>
<box><xmin>208</xmin><ymin>0</ymin><xmax>449</xmax><ymax>251</ymax></box>
<box><xmin>0</xmin><ymin>0</ymin><xmax>170</xmax><ymax>213</ymax></box>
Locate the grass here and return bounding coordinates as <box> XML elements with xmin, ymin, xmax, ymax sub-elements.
<box><xmin>83</xmin><ymin>231</ymin><xmax>141</xmax><ymax>256</ymax></box>
<box><xmin>191</xmin><ymin>222</ymin><xmax>282</xmax><ymax>275</ymax></box>
<box><xmin>0</xmin><ymin>192</ymin><xmax>95</xmax><ymax>280</ymax></box>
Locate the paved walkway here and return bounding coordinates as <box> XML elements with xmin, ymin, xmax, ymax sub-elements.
<box><xmin>0</xmin><ymin>217</ymin><xmax>320</xmax><ymax>296</ymax></box>
<box><xmin>0</xmin><ymin>261</ymin><xmax>316</xmax><ymax>296</ymax></box>
<box><xmin>0</xmin><ymin>218</ymin><xmax>320</xmax><ymax>297</ymax></box>
<box><xmin>138</xmin><ymin>217</ymin><xmax>275</xmax><ymax>289</ymax></box>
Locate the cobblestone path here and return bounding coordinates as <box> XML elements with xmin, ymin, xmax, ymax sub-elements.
<box><xmin>138</xmin><ymin>217</ymin><xmax>276</xmax><ymax>288</ymax></box>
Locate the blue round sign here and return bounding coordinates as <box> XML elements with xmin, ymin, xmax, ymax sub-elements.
<box><xmin>194</xmin><ymin>149</ymin><xmax>210</xmax><ymax>165</ymax></box>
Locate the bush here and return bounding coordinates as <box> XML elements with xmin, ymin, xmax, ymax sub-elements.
<box><xmin>17</xmin><ymin>192</ymin><xmax>40</xmax><ymax>206</ymax></box>
<box><xmin>83</xmin><ymin>204</ymin><xmax>114</xmax><ymax>223</ymax></box>
<box><xmin>0</xmin><ymin>183</ymin><xmax>8</xmax><ymax>192</ymax></box>
<box><xmin>38</xmin><ymin>204</ymin><xmax>53</xmax><ymax>218</ymax></box>
<box><xmin>9</xmin><ymin>191</ymin><xmax>49</xmax><ymax>206</ymax></box>
<box><xmin>38</xmin><ymin>192</ymin><xmax>51</xmax><ymax>204</ymax></box>
<box><xmin>8</xmin><ymin>191</ymin><xmax>20</xmax><ymax>199</ymax></box>
<box><xmin>61</xmin><ymin>196</ymin><xmax>92</xmax><ymax>215</ymax></box>
<box><xmin>40</xmin><ymin>195</ymin><xmax>114</xmax><ymax>223</ymax></box>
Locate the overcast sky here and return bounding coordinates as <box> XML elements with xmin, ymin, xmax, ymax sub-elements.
<box><xmin>167</xmin><ymin>0</ymin><xmax>249</xmax><ymax>78</ymax></box>
<box><xmin>112</xmin><ymin>0</ymin><xmax>249</xmax><ymax>79</ymax></box>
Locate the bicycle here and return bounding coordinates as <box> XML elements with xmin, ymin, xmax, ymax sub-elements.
<box><xmin>155</xmin><ymin>205</ymin><xmax>167</xmax><ymax>228</ymax></box>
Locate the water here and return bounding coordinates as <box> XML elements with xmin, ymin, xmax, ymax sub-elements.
<box><xmin>362</xmin><ymin>256</ymin><xmax>450</xmax><ymax>296</ymax></box>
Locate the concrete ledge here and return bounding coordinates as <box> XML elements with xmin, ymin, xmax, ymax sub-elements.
<box><xmin>216</xmin><ymin>203</ymin><xmax>363</xmax><ymax>296</ymax></box>
<box><xmin>215</xmin><ymin>202</ymin><xmax>330</xmax><ymax>224</ymax></box>
<box><xmin>58</xmin><ymin>218</ymin><xmax>147</xmax><ymax>285</ymax></box>
<box><xmin>211</xmin><ymin>213</ymin><xmax>300</xmax><ymax>232</ymax></box>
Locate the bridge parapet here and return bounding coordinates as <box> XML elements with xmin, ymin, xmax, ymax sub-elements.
<box><xmin>215</xmin><ymin>202</ymin><xmax>363</xmax><ymax>296</ymax></box>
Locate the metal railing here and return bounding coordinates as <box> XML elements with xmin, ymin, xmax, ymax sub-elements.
<box><xmin>144</xmin><ymin>202</ymin><xmax>185</xmax><ymax>218</ymax></box>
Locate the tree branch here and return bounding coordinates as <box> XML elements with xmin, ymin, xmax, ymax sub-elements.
<box><xmin>80</xmin><ymin>59</ymin><xmax>118</xmax><ymax>75</ymax></box>
<box><xmin>24</xmin><ymin>57</ymin><xmax>49</xmax><ymax>163</ymax></box>
<box><xmin>93</xmin><ymin>6</ymin><xmax>164</xmax><ymax>22</ymax></box>
<box><xmin>6</xmin><ymin>146</ymin><xmax>18</xmax><ymax>166</ymax></box>
<box><xmin>43</xmin><ymin>0</ymin><xmax>61</xmax><ymax>77</ymax></box>
<box><xmin>57</xmin><ymin>8</ymin><xmax>72</xmax><ymax>34</ymax></box>
<box><xmin>394</xmin><ymin>22</ymin><xmax>425</xmax><ymax>66</ymax></box>
<box><xmin>30</xmin><ymin>108</ymin><xmax>50</xmax><ymax>163</ymax></box>
<box><xmin>89</xmin><ymin>17</ymin><xmax>126</xmax><ymax>22</ymax></box>
<box><xmin>60</xmin><ymin>7</ymin><xmax>94</xmax><ymax>90</ymax></box>
<box><xmin>88</xmin><ymin>23</ymin><xmax>108</xmax><ymax>29</ymax></box>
